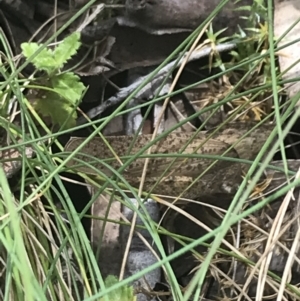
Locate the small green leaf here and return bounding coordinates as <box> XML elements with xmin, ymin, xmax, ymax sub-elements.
<box><xmin>51</xmin><ymin>73</ymin><xmax>85</xmax><ymax>103</ymax></box>
<box><xmin>21</xmin><ymin>32</ymin><xmax>81</xmax><ymax>73</ymax></box>
<box><xmin>53</xmin><ymin>32</ymin><xmax>81</xmax><ymax>69</ymax></box>
<box><xmin>21</xmin><ymin>43</ymin><xmax>41</xmax><ymax>58</ymax></box>
<box><xmin>34</xmin><ymin>92</ymin><xmax>77</xmax><ymax>129</ymax></box>
<box><xmin>21</xmin><ymin>43</ymin><xmax>56</xmax><ymax>74</ymax></box>
<box><xmin>99</xmin><ymin>275</ymin><xmax>136</xmax><ymax>301</ymax></box>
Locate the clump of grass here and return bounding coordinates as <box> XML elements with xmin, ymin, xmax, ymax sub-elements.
<box><xmin>1</xmin><ymin>0</ymin><xmax>299</xmax><ymax>300</ymax></box>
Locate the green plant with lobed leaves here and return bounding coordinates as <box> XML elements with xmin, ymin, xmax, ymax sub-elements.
<box><xmin>21</xmin><ymin>32</ymin><xmax>85</xmax><ymax>129</ymax></box>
